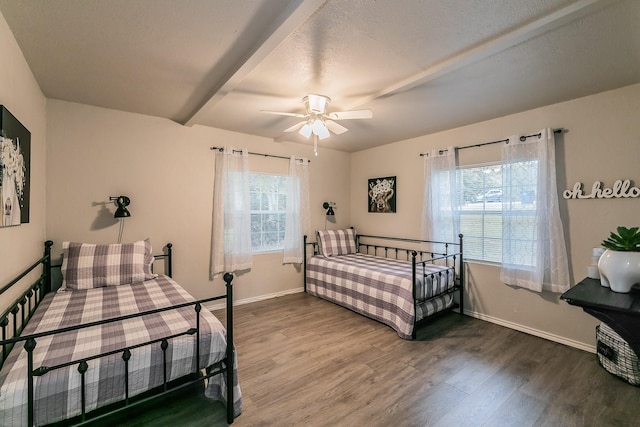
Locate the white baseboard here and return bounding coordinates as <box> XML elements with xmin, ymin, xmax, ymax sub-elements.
<box><xmin>205</xmin><ymin>287</ymin><xmax>304</xmax><ymax>312</ymax></box>
<box><xmin>464</xmin><ymin>309</ymin><xmax>596</xmax><ymax>354</ymax></box>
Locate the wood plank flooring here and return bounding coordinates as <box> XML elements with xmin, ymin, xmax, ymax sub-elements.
<box><xmin>88</xmin><ymin>292</ymin><xmax>640</xmax><ymax>426</ymax></box>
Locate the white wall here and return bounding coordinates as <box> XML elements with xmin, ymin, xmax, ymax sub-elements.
<box><xmin>46</xmin><ymin>100</ymin><xmax>351</xmax><ymax>301</ymax></box>
<box><xmin>0</xmin><ymin>11</ymin><xmax>47</xmax><ymax>307</ymax></box>
<box><xmin>351</xmin><ymin>83</ymin><xmax>640</xmax><ymax>351</ymax></box>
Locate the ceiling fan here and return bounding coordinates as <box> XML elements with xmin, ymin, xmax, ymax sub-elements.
<box><xmin>261</xmin><ymin>94</ymin><xmax>373</xmax><ymax>140</ymax></box>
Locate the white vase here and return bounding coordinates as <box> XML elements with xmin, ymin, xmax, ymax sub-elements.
<box><xmin>597</xmin><ymin>249</ymin><xmax>640</xmax><ymax>293</ymax></box>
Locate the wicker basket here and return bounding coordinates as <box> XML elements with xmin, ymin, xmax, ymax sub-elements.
<box><xmin>596</xmin><ymin>323</ymin><xmax>640</xmax><ymax>386</ymax></box>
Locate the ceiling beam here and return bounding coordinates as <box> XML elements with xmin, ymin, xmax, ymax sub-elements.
<box><xmin>346</xmin><ymin>0</ymin><xmax>617</xmax><ymax>110</ymax></box>
<box><xmin>181</xmin><ymin>0</ymin><xmax>327</xmax><ymax>126</ymax></box>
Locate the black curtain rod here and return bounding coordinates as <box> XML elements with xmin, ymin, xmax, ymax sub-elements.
<box><xmin>210</xmin><ymin>146</ymin><xmax>309</xmax><ymax>162</ymax></box>
<box><xmin>419</xmin><ymin>128</ymin><xmax>563</xmax><ymax>157</ymax></box>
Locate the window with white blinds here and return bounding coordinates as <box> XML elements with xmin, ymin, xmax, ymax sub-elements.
<box><xmin>457</xmin><ymin>162</ymin><xmax>538</xmax><ymax>264</ymax></box>
<box><xmin>249</xmin><ymin>173</ymin><xmax>288</xmax><ymax>253</ymax></box>
<box><xmin>458</xmin><ymin>163</ymin><xmax>502</xmax><ymax>263</ymax></box>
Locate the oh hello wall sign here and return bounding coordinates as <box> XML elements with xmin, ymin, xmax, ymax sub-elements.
<box><xmin>563</xmin><ymin>179</ymin><xmax>640</xmax><ymax>199</ymax></box>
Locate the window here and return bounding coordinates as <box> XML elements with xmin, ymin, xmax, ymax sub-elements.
<box><xmin>457</xmin><ymin>161</ymin><xmax>537</xmax><ymax>264</ymax></box>
<box><xmin>249</xmin><ymin>173</ymin><xmax>288</xmax><ymax>252</ymax></box>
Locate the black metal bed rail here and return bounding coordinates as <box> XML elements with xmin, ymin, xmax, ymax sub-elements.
<box><xmin>302</xmin><ymin>235</ymin><xmax>315</xmax><ymax>292</ymax></box>
<box><xmin>67</xmin><ymin>272</ymin><xmax>235</xmax><ymax>426</ymax></box>
<box><xmin>0</xmin><ymin>277</ymin><xmax>46</xmax><ymax>365</ymax></box>
<box><xmin>0</xmin><ymin>254</ymin><xmax>48</xmax><ymax>296</ymax></box>
<box><xmin>11</xmin><ymin>297</ymin><xmax>215</xmax><ymax>426</ymax></box>
<box><xmin>415</xmin><ymin>267</ymin><xmax>458</xmax><ymax>302</ymax></box>
<box><xmin>1</xmin><ymin>242</ymin><xmax>52</xmax><ymax>369</ymax></box>
<box><xmin>417</xmin><ymin>251</ymin><xmax>461</xmax><ymax>267</ymax></box>
<box><xmin>356</xmin><ymin>234</ymin><xmax>462</xmax><ymax>249</ymax></box>
<box><xmin>30</xmin><ymin>326</ymin><xmax>198</xmax><ymax>375</ymax></box>
<box><xmin>0</xmin><ymin>294</ymin><xmax>226</xmax><ymax>347</ymax></box>
<box><xmin>223</xmin><ymin>272</ymin><xmax>235</xmax><ymax>425</ymax></box>
<box><xmin>358</xmin><ymin>243</ymin><xmax>446</xmax><ymax>262</ymax></box>
<box><xmin>357</xmin><ymin>234</ymin><xmax>461</xmax><ymax>262</ymax></box>
<box><xmin>420</xmin><ymin>235</ymin><xmax>463</xmax><ymax>293</ymax></box>
<box><xmin>27</xmin><ymin>325</ymin><xmax>200</xmax><ymax>425</ymax></box>
<box><xmin>411</xmin><ymin>234</ymin><xmax>464</xmax><ymax>338</ymax></box>
<box><xmin>303</xmin><ymin>237</ymin><xmax>319</xmax><ymax>254</ymax></box>
<box><xmin>65</xmin><ymin>355</ymin><xmax>228</xmax><ymax>427</ymax></box>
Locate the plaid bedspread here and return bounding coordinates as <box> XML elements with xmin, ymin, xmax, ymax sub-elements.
<box><xmin>0</xmin><ymin>275</ymin><xmax>241</xmax><ymax>426</ymax></box>
<box><xmin>306</xmin><ymin>253</ymin><xmax>455</xmax><ymax>339</ymax></box>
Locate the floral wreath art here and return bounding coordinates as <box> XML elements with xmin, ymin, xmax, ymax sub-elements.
<box><xmin>0</xmin><ymin>135</ymin><xmax>26</xmax><ymax>202</ymax></box>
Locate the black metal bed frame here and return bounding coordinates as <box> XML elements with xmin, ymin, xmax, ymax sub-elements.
<box><xmin>0</xmin><ymin>241</ymin><xmax>236</xmax><ymax>426</ymax></box>
<box><xmin>303</xmin><ymin>232</ymin><xmax>464</xmax><ymax>339</ymax></box>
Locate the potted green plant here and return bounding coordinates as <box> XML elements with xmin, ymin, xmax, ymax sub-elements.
<box><xmin>598</xmin><ymin>226</ymin><xmax>640</xmax><ymax>293</ymax></box>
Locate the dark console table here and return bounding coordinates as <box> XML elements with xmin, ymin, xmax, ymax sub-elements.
<box><xmin>561</xmin><ymin>277</ymin><xmax>640</xmax><ymax>356</ymax></box>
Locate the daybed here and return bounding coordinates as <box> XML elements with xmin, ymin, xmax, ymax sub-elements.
<box><xmin>0</xmin><ymin>240</ymin><xmax>240</xmax><ymax>426</ymax></box>
<box><xmin>304</xmin><ymin>229</ymin><xmax>464</xmax><ymax>339</ymax></box>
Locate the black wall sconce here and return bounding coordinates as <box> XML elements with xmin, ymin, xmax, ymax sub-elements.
<box><xmin>110</xmin><ymin>195</ymin><xmax>131</xmax><ymax>242</ymax></box>
<box><xmin>110</xmin><ymin>195</ymin><xmax>131</xmax><ymax>218</ymax></box>
<box><xmin>323</xmin><ymin>201</ymin><xmax>335</xmax><ymax>216</ymax></box>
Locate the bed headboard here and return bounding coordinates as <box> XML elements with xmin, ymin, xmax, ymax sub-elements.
<box><xmin>303</xmin><ymin>230</ymin><xmax>463</xmax><ymax>261</ymax></box>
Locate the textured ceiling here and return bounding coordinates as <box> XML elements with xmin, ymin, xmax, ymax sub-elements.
<box><xmin>1</xmin><ymin>0</ymin><xmax>638</xmax><ymax>152</ymax></box>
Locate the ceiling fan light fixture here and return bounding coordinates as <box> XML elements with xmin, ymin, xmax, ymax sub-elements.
<box><xmin>299</xmin><ymin>122</ymin><xmax>313</xmax><ymax>138</ymax></box>
<box><xmin>311</xmin><ymin>118</ymin><xmax>324</xmax><ymax>133</ymax></box>
<box><xmin>264</xmin><ymin>93</ymin><xmax>372</xmax><ymax>143</ymax></box>
<box><xmin>312</xmin><ymin>119</ymin><xmax>330</xmax><ymax>139</ymax></box>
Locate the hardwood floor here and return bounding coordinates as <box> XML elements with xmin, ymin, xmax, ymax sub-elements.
<box><xmin>91</xmin><ymin>292</ymin><xmax>640</xmax><ymax>426</ymax></box>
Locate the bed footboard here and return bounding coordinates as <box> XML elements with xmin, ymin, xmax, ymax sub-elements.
<box><xmin>356</xmin><ymin>233</ymin><xmax>464</xmax><ymax>338</ymax></box>
<box><xmin>412</xmin><ymin>233</ymin><xmax>464</xmax><ymax>307</ymax></box>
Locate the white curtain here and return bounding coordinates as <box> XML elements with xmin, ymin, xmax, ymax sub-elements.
<box><xmin>283</xmin><ymin>156</ymin><xmax>310</xmax><ymax>264</ymax></box>
<box><xmin>211</xmin><ymin>147</ymin><xmax>252</xmax><ymax>276</ymax></box>
<box><xmin>500</xmin><ymin>128</ymin><xmax>570</xmax><ymax>293</ymax></box>
<box><xmin>421</xmin><ymin>147</ymin><xmax>459</xmax><ymax>243</ymax></box>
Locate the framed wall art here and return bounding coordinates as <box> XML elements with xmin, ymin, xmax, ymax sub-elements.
<box><xmin>368</xmin><ymin>176</ymin><xmax>396</xmax><ymax>213</ymax></box>
<box><xmin>1</xmin><ymin>105</ymin><xmax>31</xmax><ymax>227</ymax></box>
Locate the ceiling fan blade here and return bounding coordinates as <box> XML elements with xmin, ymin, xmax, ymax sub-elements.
<box><xmin>324</xmin><ymin>120</ymin><xmax>348</xmax><ymax>135</ymax></box>
<box><xmin>283</xmin><ymin>121</ymin><xmax>306</xmax><ymax>132</ymax></box>
<box><xmin>260</xmin><ymin>110</ymin><xmax>307</xmax><ymax>118</ymax></box>
<box><xmin>327</xmin><ymin>109</ymin><xmax>373</xmax><ymax>120</ymax></box>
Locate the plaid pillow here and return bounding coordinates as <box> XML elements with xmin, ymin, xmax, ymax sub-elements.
<box><xmin>316</xmin><ymin>229</ymin><xmax>357</xmax><ymax>257</ymax></box>
<box><xmin>61</xmin><ymin>239</ymin><xmax>156</xmax><ymax>290</ymax></box>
